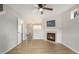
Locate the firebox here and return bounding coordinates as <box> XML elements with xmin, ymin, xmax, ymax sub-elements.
<box><xmin>47</xmin><ymin>33</ymin><xmax>55</xmax><ymax>41</ymax></box>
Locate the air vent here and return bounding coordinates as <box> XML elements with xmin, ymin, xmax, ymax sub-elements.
<box><xmin>0</xmin><ymin>4</ymin><xmax>3</xmax><ymax>11</ymax></box>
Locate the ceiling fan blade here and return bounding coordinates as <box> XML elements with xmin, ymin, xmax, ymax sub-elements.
<box><xmin>43</xmin><ymin>7</ymin><xmax>53</xmax><ymax>11</ymax></box>
<box><xmin>37</xmin><ymin>4</ymin><xmax>46</xmax><ymax>8</ymax></box>
<box><xmin>38</xmin><ymin>4</ymin><xmax>43</xmax><ymax>8</ymax></box>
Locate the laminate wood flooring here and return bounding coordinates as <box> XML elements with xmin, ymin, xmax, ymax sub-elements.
<box><xmin>7</xmin><ymin>40</ymin><xmax>76</xmax><ymax>54</ymax></box>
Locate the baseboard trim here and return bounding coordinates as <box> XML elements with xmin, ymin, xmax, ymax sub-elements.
<box><xmin>62</xmin><ymin>43</ymin><xmax>79</xmax><ymax>54</ymax></box>
<box><xmin>2</xmin><ymin>44</ymin><xmax>18</xmax><ymax>54</ymax></box>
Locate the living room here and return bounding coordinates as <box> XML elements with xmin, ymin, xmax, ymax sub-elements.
<box><xmin>0</xmin><ymin>4</ymin><xmax>79</xmax><ymax>54</ymax></box>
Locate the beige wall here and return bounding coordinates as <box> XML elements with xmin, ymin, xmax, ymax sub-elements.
<box><xmin>61</xmin><ymin>5</ymin><xmax>79</xmax><ymax>53</ymax></box>
<box><xmin>0</xmin><ymin>5</ymin><xmax>18</xmax><ymax>53</ymax></box>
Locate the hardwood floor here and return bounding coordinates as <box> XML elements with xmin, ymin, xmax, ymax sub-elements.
<box><xmin>6</xmin><ymin>40</ymin><xmax>76</xmax><ymax>54</ymax></box>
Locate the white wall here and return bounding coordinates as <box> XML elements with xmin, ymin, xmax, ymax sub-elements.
<box><xmin>54</xmin><ymin>16</ymin><xmax>62</xmax><ymax>43</ymax></box>
<box><xmin>0</xmin><ymin>5</ymin><xmax>18</xmax><ymax>53</ymax></box>
<box><xmin>24</xmin><ymin>13</ymin><xmax>45</xmax><ymax>40</ymax></box>
<box><xmin>61</xmin><ymin>5</ymin><xmax>79</xmax><ymax>53</ymax></box>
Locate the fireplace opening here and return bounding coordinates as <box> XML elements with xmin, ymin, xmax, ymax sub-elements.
<box><xmin>47</xmin><ymin>33</ymin><xmax>55</xmax><ymax>41</ymax></box>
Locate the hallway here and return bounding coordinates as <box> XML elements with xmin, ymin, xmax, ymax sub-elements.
<box><xmin>7</xmin><ymin>40</ymin><xmax>76</xmax><ymax>54</ymax></box>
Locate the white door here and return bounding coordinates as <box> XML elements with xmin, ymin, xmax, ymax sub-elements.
<box><xmin>33</xmin><ymin>24</ymin><xmax>44</xmax><ymax>39</ymax></box>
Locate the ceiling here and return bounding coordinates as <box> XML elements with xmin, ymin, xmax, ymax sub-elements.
<box><xmin>8</xmin><ymin>4</ymin><xmax>75</xmax><ymax>23</ymax></box>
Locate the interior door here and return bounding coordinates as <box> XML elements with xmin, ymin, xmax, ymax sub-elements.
<box><xmin>33</xmin><ymin>24</ymin><xmax>44</xmax><ymax>39</ymax></box>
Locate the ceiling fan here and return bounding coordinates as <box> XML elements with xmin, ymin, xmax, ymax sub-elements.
<box><xmin>35</xmin><ymin>4</ymin><xmax>53</xmax><ymax>14</ymax></box>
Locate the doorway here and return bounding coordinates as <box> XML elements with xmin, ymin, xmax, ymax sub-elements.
<box><xmin>33</xmin><ymin>24</ymin><xmax>44</xmax><ymax>39</ymax></box>
<box><xmin>26</xmin><ymin>24</ymin><xmax>44</xmax><ymax>40</ymax></box>
<box><xmin>27</xmin><ymin>24</ymin><xmax>33</xmax><ymax>40</ymax></box>
<box><xmin>18</xmin><ymin>18</ymin><xmax>24</xmax><ymax>44</ymax></box>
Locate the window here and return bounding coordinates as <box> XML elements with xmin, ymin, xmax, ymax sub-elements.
<box><xmin>71</xmin><ymin>9</ymin><xmax>79</xmax><ymax>19</ymax></box>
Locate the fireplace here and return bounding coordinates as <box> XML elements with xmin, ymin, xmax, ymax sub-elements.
<box><xmin>47</xmin><ymin>33</ymin><xmax>55</xmax><ymax>41</ymax></box>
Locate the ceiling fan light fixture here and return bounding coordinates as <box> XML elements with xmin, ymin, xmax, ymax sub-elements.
<box><xmin>39</xmin><ymin>8</ymin><xmax>43</xmax><ymax>12</ymax></box>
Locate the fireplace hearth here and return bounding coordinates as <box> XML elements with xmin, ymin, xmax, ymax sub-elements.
<box><xmin>47</xmin><ymin>33</ymin><xmax>55</xmax><ymax>41</ymax></box>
